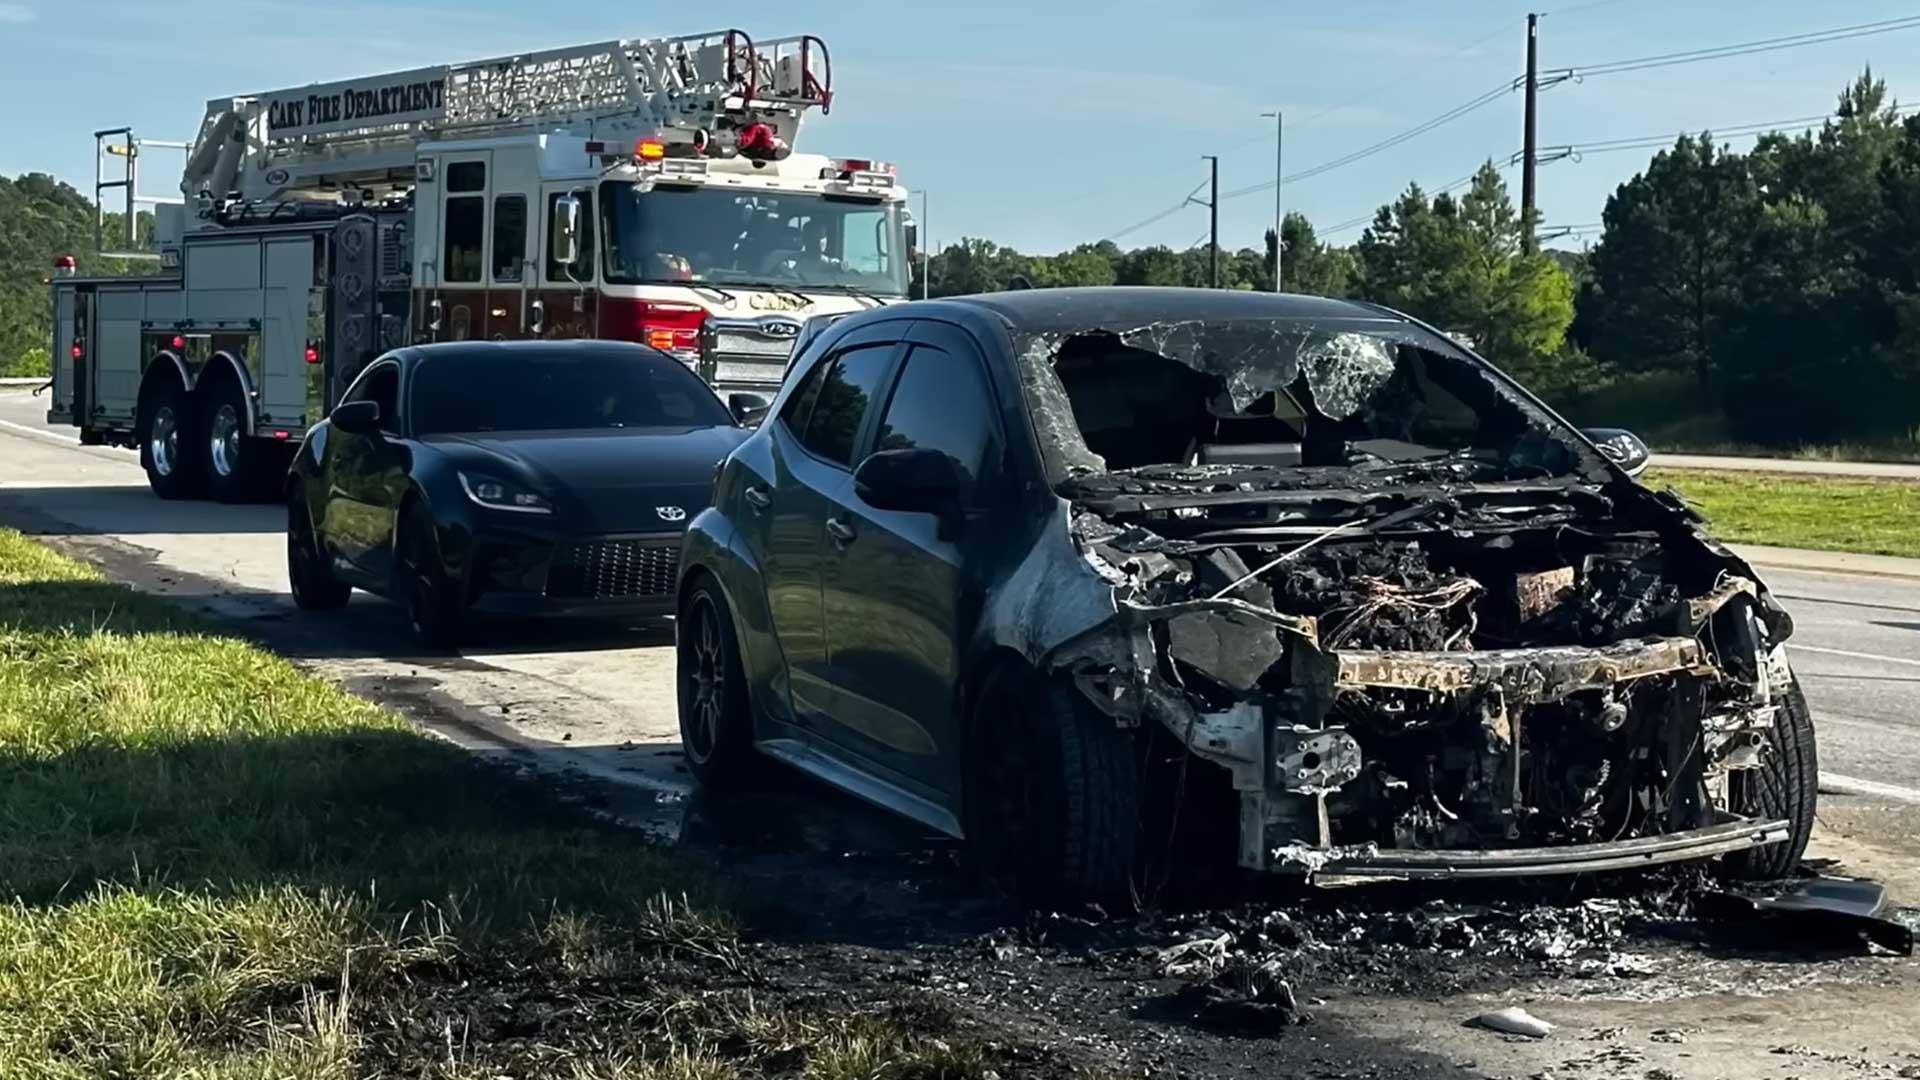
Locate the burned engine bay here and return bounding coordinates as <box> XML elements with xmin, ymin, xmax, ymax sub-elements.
<box><xmin>1021</xmin><ymin>315</ymin><xmax>1799</xmax><ymax>878</ymax></box>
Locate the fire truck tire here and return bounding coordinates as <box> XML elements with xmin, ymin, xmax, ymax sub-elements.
<box><xmin>200</xmin><ymin>376</ymin><xmax>274</xmax><ymax>503</ymax></box>
<box><xmin>138</xmin><ymin>378</ymin><xmax>204</xmax><ymax>500</ymax></box>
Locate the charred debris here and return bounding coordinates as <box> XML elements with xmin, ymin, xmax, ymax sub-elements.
<box><xmin>1022</xmin><ymin>317</ymin><xmax>1798</xmax><ymax>878</ymax></box>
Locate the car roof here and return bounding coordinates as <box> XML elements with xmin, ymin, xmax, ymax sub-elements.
<box><xmin>400</xmin><ymin>340</ymin><xmax>667</xmax><ymax>364</ymax></box>
<box><xmin>922</xmin><ymin>286</ymin><xmax>1405</xmax><ymax>336</ymax></box>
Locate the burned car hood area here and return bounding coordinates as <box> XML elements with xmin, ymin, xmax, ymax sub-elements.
<box><xmin>993</xmin><ymin>292</ymin><xmax>1808</xmax><ymax>882</ymax></box>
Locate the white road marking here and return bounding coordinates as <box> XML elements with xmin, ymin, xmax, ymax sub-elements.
<box><xmin>1790</xmin><ymin>643</ymin><xmax>1920</xmax><ymax>669</ymax></box>
<box><xmin>1820</xmin><ymin>772</ymin><xmax>1920</xmax><ymax>805</ymax></box>
<box><xmin>0</xmin><ymin>417</ymin><xmax>82</xmax><ymax>449</ymax></box>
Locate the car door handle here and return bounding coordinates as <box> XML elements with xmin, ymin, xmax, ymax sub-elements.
<box><xmin>825</xmin><ymin>517</ymin><xmax>855</xmax><ymax>546</ymax></box>
<box><xmin>742</xmin><ymin>485</ymin><xmax>771</xmax><ymax>510</ymax></box>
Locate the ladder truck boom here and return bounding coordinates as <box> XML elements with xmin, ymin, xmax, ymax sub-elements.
<box><xmin>183</xmin><ymin>30</ymin><xmax>832</xmax><ymax>206</ymax></box>
<box><xmin>50</xmin><ymin>27</ymin><xmax>911</xmax><ymax>505</ymax></box>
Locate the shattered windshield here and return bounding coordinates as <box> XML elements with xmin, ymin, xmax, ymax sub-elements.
<box><xmin>1011</xmin><ymin>317</ymin><xmax>1604</xmax><ymax>486</ymax></box>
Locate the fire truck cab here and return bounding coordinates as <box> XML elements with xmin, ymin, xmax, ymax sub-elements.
<box><xmin>49</xmin><ymin>30</ymin><xmax>911</xmax><ymax>501</ymax></box>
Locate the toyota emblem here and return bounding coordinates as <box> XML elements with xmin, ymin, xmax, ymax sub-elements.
<box><xmin>656</xmin><ymin>505</ymin><xmax>687</xmax><ymax>522</ymax></box>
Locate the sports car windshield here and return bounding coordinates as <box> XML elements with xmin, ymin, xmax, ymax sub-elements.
<box><xmin>1012</xmin><ymin>317</ymin><xmax>1607</xmax><ymax>486</ymax></box>
<box><xmin>410</xmin><ymin>351</ymin><xmax>732</xmax><ymax>435</ymax></box>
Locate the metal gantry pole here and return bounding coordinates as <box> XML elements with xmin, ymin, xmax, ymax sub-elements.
<box><xmin>920</xmin><ymin>189</ymin><xmax>931</xmax><ymax>299</ymax></box>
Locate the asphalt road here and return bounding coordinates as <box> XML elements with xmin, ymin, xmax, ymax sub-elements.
<box><xmin>3</xmin><ymin>386</ymin><xmax>1918</xmax><ymax>803</ymax></box>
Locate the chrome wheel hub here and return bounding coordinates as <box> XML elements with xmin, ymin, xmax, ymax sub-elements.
<box><xmin>149</xmin><ymin>406</ymin><xmax>178</xmax><ymax>477</ymax></box>
<box><xmin>209</xmin><ymin>404</ymin><xmax>241</xmax><ymax>478</ymax></box>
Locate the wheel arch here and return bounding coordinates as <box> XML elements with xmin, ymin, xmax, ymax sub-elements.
<box><xmin>193</xmin><ymin>351</ymin><xmax>259</xmax><ymax>437</ymax></box>
<box><xmin>136</xmin><ymin>350</ymin><xmax>191</xmax><ymax>421</ymax></box>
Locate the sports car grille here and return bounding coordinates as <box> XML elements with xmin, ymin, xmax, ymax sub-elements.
<box><xmin>545</xmin><ymin>537</ymin><xmax>680</xmax><ymax>601</ymax></box>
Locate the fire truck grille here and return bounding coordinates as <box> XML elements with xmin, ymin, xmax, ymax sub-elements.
<box><xmin>546</xmin><ymin>537</ymin><xmax>680</xmax><ymax>601</ymax></box>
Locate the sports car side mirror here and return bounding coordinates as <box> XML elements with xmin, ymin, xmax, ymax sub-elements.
<box><xmin>331</xmin><ymin>400</ymin><xmax>381</xmax><ymax>435</ymax></box>
<box><xmin>729</xmin><ymin>392</ymin><xmax>771</xmax><ymax>427</ymax></box>
<box><xmin>855</xmin><ymin>447</ymin><xmax>964</xmax><ymax>515</ymax></box>
<box><xmin>1583</xmin><ymin>427</ymin><xmax>1650</xmax><ymax>477</ymax></box>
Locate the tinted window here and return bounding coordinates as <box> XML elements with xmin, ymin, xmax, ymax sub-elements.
<box><xmin>491</xmin><ymin>195</ymin><xmax>526</xmax><ymax>282</ymax></box>
<box><xmin>410</xmin><ymin>350</ymin><xmax>731</xmax><ymax>436</ymax></box>
<box><xmin>873</xmin><ymin>345</ymin><xmax>997</xmax><ymax>488</ymax></box>
<box><xmin>547</xmin><ymin>191</ymin><xmax>594</xmax><ymax>281</ymax></box>
<box><xmin>345</xmin><ymin>363</ymin><xmax>400</xmax><ymax>434</ymax></box>
<box><xmin>795</xmin><ymin>346</ymin><xmax>895</xmax><ymax>467</ymax></box>
<box><xmin>444</xmin><ymin>197</ymin><xmax>483</xmax><ymax>283</ymax></box>
<box><xmin>446</xmin><ymin>160</ymin><xmax>486</xmax><ymax>192</ymax></box>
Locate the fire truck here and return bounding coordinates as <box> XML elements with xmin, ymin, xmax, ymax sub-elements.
<box><xmin>47</xmin><ymin>30</ymin><xmax>912</xmax><ymax>500</ymax></box>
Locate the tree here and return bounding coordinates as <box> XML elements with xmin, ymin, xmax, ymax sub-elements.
<box><xmin>1353</xmin><ymin>164</ymin><xmax>1574</xmax><ymax>379</ymax></box>
<box><xmin>1582</xmin><ymin>135</ymin><xmax>1756</xmax><ymax>395</ymax></box>
<box><xmin>1275</xmin><ymin>213</ymin><xmax>1355</xmax><ymax>297</ymax></box>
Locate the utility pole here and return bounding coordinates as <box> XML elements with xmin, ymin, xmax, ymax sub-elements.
<box><xmin>1522</xmin><ymin>12</ymin><xmax>1539</xmax><ymax>254</ymax></box>
<box><xmin>1261</xmin><ymin>110</ymin><xmax>1283</xmax><ymax>291</ymax></box>
<box><xmin>1203</xmin><ymin>154</ymin><xmax>1220</xmax><ymax>288</ymax></box>
<box><xmin>919</xmin><ymin>189</ymin><xmax>930</xmax><ymax>299</ymax></box>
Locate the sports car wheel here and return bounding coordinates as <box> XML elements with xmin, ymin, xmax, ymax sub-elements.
<box><xmin>677</xmin><ymin>574</ymin><xmax>757</xmax><ymax>786</ymax></box>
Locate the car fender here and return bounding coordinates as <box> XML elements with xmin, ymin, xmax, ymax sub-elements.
<box><xmin>681</xmin><ymin>507</ymin><xmax>794</xmax><ymax>731</ymax></box>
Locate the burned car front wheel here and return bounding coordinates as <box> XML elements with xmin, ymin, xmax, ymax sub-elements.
<box><xmin>678</xmin><ymin>574</ymin><xmax>758</xmax><ymax>788</ymax></box>
<box><xmin>970</xmin><ymin>673</ymin><xmax>1140</xmax><ymax>904</ymax></box>
<box><xmin>1724</xmin><ymin>676</ymin><xmax>1818</xmax><ymax>880</ymax></box>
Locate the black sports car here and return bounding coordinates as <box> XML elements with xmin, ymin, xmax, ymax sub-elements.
<box><xmin>286</xmin><ymin>340</ymin><xmax>760</xmax><ymax>644</ymax></box>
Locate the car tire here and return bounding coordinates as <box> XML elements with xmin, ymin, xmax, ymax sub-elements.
<box><xmin>201</xmin><ymin>377</ymin><xmax>271</xmax><ymax>503</ymax></box>
<box><xmin>1724</xmin><ymin>676</ymin><xmax>1818</xmax><ymax>880</ymax></box>
<box><xmin>971</xmin><ymin>674</ymin><xmax>1140</xmax><ymax>906</ymax></box>
<box><xmin>397</xmin><ymin>504</ymin><xmax>462</xmax><ymax>649</ymax></box>
<box><xmin>677</xmin><ymin>575</ymin><xmax>758</xmax><ymax>787</ymax></box>
<box><xmin>286</xmin><ymin>485</ymin><xmax>350</xmax><ymax>611</ymax></box>
<box><xmin>138</xmin><ymin>379</ymin><xmax>202</xmax><ymax>500</ymax></box>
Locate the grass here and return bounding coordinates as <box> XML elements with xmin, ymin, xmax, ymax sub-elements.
<box><xmin>0</xmin><ymin>530</ymin><xmax>1018</xmax><ymax>1079</ymax></box>
<box><xmin>1646</xmin><ymin>468</ymin><xmax>1920</xmax><ymax>560</ymax></box>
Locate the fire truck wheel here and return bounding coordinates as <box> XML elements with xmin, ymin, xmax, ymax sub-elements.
<box><xmin>138</xmin><ymin>379</ymin><xmax>204</xmax><ymax>500</ymax></box>
<box><xmin>201</xmin><ymin>377</ymin><xmax>272</xmax><ymax>503</ymax></box>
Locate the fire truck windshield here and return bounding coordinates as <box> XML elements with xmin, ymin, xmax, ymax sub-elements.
<box><xmin>600</xmin><ymin>182</ymin><xmax>908</xmax><ymax>297</ymax></box>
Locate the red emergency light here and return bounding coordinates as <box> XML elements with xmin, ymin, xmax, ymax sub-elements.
<box><xmin>303</xmin><ymin>343</ymin><xmax>320</xmax><ymax>364</ymax></box>
<box><xmin>70</xmin><ymin>343</ymin><xmax>83</xmax><ymax>361</ymax></box>
<box><xmin>171</xmin><ymin>335</ymin><xmax>185</xmax><ymax>349</ymax></box>
<box><xmin>601</xmin><ymin>298</ymin><xmax>705</xmax><ymax>358</ymax></box>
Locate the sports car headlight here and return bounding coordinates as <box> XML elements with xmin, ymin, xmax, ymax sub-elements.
<box><xmin>458</xmin><ymin>472</ymin><xmax>554</xmax><ymax>515</ymax></box>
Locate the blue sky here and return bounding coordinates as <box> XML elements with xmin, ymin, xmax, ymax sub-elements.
<box><xmin>3</xmin><ymin>0</ymin><xmax>1917</xmax><ymax>255</ymax></box>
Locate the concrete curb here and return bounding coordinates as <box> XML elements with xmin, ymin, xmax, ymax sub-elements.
<box><xmin>1730</xmin><ymin>543</ymin><xmax>1920</xmax><ymax>583</ymax></box>
<box><xmin>0</xmin><ymin>377</ymin><xmax>50</xmax><ymax>387</ymax></box>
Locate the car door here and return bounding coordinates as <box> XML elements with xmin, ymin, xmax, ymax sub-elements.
<box><xmin>321</xmin><ymin>358</ymin><xmax>408</xmax><ymax>581</ymax></box>
<box><xmin>750</xmin><ymin>322</ymin><xmax>908</xmax><ymax>724</ymax></box>
<box><xmin>815</xmin><ymin>321</ymin><xmax>1008</xmax><ymax>796</ymax></box>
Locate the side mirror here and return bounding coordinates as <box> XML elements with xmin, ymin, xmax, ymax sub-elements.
<box><xmin>1583</xmin><ymin>427</ymin><xmax>1650</xmax><ymax>477</ymax></box>
<box><xmin>728</xmin><ymin>392</ymin><xmax>771</xmax><ymax>427</ymax></box>
<box><xmin>331</xmin><ymin>400</ymin><xmax>382</xmax><ymax>435</ymax></box>
<box><xmin>854</xmin><ymin>447</ymin><xmax>964</xmax><ymax>515</ymax></box>
<box><xmin>905</xmin><ymin>221</ymin><xmax>919</xmax><ymax>256</ymax></box>
<box><xmin>550</xmin><ymin>194</ymin><xmax>581</xmax><ymax>267</ymax></box>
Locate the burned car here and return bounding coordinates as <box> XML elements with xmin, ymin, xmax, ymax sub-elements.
<box><xmin>676</xmin><ymin>288</ymin><xmax>1814</xmax><ymax>900</ymax></box>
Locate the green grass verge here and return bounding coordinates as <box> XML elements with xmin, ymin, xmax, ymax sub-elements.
<box><xmin>1645</xmin><ymin>468</ymin><xmax>1920</xmax><ymax>560</ymax></box>
<box><xmin>0</xmin><ymin>530</ymin><xmax>1010</xmax><ymax>1079</ymax></box>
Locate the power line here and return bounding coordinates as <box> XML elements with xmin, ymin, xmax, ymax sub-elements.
<box><xmin>1106</xmin><ymin>176</ymin><xmax>1211</xmax><ymax>241</ymax></box>
<box><xmin>1543</xmin><ymin>101</ymin><xmax>1920</xmax><ymax>158</ymax></box>
<box><xmin>1558</xmin><ymin>14</ymin><xmax>1920</xmax><ymax>79</ymax></box>
<box><xmin>1320</xmin><ymin>162</ymin><xmax>1513</xmax><ymax>238</ymax></box>
<box><xmin>1219</xmin><ymin>82</ymin><xmax>1513</xmax><ymax>203</ymax></box>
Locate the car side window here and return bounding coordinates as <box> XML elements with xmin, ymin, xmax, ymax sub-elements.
<box><xmin>871</xmin><ymin>344</ymin><xmax>1000</xmax><ymax>495</ymax></box>
<box><xmin>345</xmin><ymin>363</ymin><xmax>401</xmax><ymax>434</ymax></box>
<box><xmin>793</xmin><ymin>346</ymin><xmax>896</xmax><ymax>468</ymax></box>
